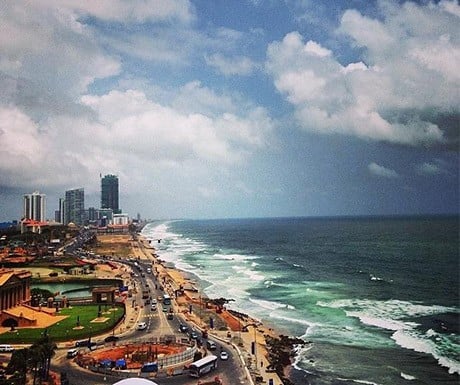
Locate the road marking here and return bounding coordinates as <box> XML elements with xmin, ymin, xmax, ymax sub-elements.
<box><xmin>142</xmin><ymin>314</ymin><xmax>159</xmax><ymax>318</ymax></box>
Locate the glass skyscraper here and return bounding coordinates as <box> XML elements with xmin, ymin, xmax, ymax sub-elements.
<box><xmin>101</xmin><ymin>174</ymin><xmax>120</xmax><ymax>214</ymax></box>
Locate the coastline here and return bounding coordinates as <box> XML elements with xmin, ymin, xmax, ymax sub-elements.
<box><xmin>135</xmin><ymin>234</ymin><xmax>293</xmax><ymax>385</ymax></box>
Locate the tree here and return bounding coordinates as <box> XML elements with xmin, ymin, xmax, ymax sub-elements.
<box><xmin>28</xmin><ymin>345</ymin><xmax>44</xmax><ymax>385</ymax></box>
<box><xmin>6</xmin><ymin>348</ymin><xmax>28</xmax><ymax>385</ymax></box>
<box><xmin>30</xmin><ymin>334</ymin><xmax>57</xmax><ymax>383</ymax></box>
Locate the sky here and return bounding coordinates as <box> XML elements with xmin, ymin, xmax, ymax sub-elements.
<box><xmin>0</xmin><ymin>0</ymin><xmax>459</xmax><ymax>221</ymax></box>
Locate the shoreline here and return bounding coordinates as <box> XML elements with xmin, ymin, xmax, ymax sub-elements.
<box><xmin>136</xmin><ymin>233</ymin><xmax>295</xmax><ymax>385</ymax></box>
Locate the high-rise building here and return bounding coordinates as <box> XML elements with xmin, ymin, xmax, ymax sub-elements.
<box><xmin>101</xmin><ymin>174</ymin><xmax>120</xmax><ymax>214</ymax></box>
<box><xmin>58</xmin><ymin>198</ymin><xmax>65</xmax><ymax>224</ymax></box>
<box><xmin>23</xmin><ymin>191</ymin><xmax>46</xmax><ymax>221</ymax></box>
<box><xmin>64</xmin><ymin>188</ymin><xmax>85</xmax><ymax>225</ymax></box>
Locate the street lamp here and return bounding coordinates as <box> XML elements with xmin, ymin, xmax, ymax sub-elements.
<box><xmin>253</xmin><ymin>324</ymin><xmax>257</xmax><ymax>369</ymax></box>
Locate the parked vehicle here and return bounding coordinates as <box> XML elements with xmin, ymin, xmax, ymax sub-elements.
<box><xmin>220</xmin><ymin>351</ymin><xmax>228</xmax><ymax>360</ymax></box>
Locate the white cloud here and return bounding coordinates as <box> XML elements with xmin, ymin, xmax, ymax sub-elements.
<box><xmin>417</xmin><ymin>162</ymin><xmax>441</xmax><ymax>176</ymax></box>
<box><xmin>33</xmin><ymin>0</ymin><xmax>195</xmax><ymax>23</ymax></box>
<box><xmin>205</xmin><ymin>53</ymin><xmax>258</xmax><ymax>76</ymax></box>
<box><xmin>303</xmin><ymin>40</ymin><xmax>332</xmax><ymax>57</ymax></box>
<box><xmin>0</xmin><ymin>105</ymin><xmax>105</xmax><ymax>190</ymax></box>
<box><xmin>0</xmin><ymin>84</ymin><xmax>275</xmax><ymax>195</ymax></box>
<box><xmin>0</xmin><ymin>106</ymin><xmax>45</xmax><ymax>187</ymax></box>
<box><xmin>368</xmin><ymin>163</ymin><xmax>399</xmax><ymax>179</ymax></box>
<box><xmin>0</xmin><ymin>0</ymin><xmax>276</xmax><ymax>203</ymax></box>
<box><xmin>266</xmin><ymin>1</ymin><xmax>460</xmax><ymax>146</ymax></box>
<box><xmin>0</xmin><ymin>1</ymin><xmax>121</xmax><ymax>110</ymax></box>
<box><xmin>80</xmin><ymin>88</ymin><xmax>274</xmax><ymax>163</ymax></box>
<box><xmin>416</xmin><ymin>160</ymin><xmax>450</xmax><ymax>176</ymax></box>
<box><xmin>172</xmin><ymin>81</ymin><xmax>237</xmax><ymax>116</ymax></box>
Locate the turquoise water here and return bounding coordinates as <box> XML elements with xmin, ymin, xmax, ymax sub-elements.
<box><xmin>32</xmin><ymin>283</ymin><xmax>93</xmax><ymax>298</ymax></box>
<box><xmin>142</xmin><ymin>216</ymin><xmax>459</xmax><ymax>385</ymax></box>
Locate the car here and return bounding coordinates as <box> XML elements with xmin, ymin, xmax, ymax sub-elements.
<box><xmin>189</xmin><ymin>330</ymin><xmax>198</xmax><ymax>339</ymax></box>
<box><xmin>104</xmin><ymin>335</ymin><xmax>120</xmax><ymax>343</ymax></box>
<box><xmin>66</xmin><ymin>348</ymin><xmax>79</xmax><ymax>358</ymax></box>
<box><xmin>137</xmin><ymin>322</ymin><xmax>147</xmax><ymax>331</ymax></box>
<box><xmin>75</xmin><ymin>340</ymin><xmax>96</xmax><ymax>348</ymax></box>
<box><xmin>0</xmin><ymin>345</ymin><xmax>14</xmax><ymax>353</ymax></box>
<box><xmin>145</xmin><ymin>299</ymin><xmax>151</xmax><ymax>305</ymax></box>
<box><xmin>163</xmin><ymin>306</ymin><xmax>168</xmax><ymax>312</ymax></box>
<box><xmin>220</xmin><ymin>351</ymin><xmax>228</xmax><ymax>360</ymax></box>
<box><xmin>179</xmin><ymin>324</ymin><xmax>188</xmax><ymax>333</ymax></box>
<box><xmin>151</xmin><ymin>299</ymin><xmax>157</xmax><ymax>304</ymax></box>
<box><xmin>206</xmin><ymin>340</ymin><xmax>217</xmax><ymax>350</ymax></box>
<box><xmin>150</xmin><ymin>304</ymin><xmax>157</xmax><ymax>311</ymax></box>
<box><xmin>167</xmin><ymin>313</ymin><xmax>173</xmax><ymax>320</ymax></box>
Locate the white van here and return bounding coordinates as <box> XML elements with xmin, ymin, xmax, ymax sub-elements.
<box><xmin>66</xmin><ymin>348</ymin><xmax>79</xmax><ymax>358</ymax></box>
<box><xmin>0</xmin><ymin>344</ymin><xmax>14</xmax><ymax>352</ymax></box>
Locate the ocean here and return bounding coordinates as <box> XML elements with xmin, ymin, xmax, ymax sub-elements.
<box><xmin>141</xmin><ymin>216</ymin><xmax>459</xmax><ymax>385</ymax></box>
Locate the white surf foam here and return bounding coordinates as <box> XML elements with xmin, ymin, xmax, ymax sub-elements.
<box><xmin>214</xmin><ymin>253</ymin><xmax>258</xmax><ymax>261</ymax></box>
<box><xmin>392</xmin><ymin>329</ymin><xmax>460</xmax><ymax>375</ymax></box>
<box><xmin>336</xmin><ymin>378</ymin><xmax>382</xmax><ymax>385</ymax></box>
<box><xmin>400</xmin><ymin>372</ymin><xmax>416</xmax><ymax>380</ymax></box>
<box><xmin>318</xmin><ymin>298</ymin><xmax>460</xmax><ymax>375</ymax></box>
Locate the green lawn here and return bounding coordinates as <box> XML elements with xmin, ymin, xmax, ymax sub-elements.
<box><xmin>0</xmin><ymin>304</ymin><xmax>125</xmax><ymax>344</ymax></box>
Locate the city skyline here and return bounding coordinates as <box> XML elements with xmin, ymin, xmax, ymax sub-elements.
<box><xmin>17</xmin><ymin>174</ymin><xmax>123</xmax><ymax>224</ymax></box>
<box><xmin>0</xmin><ymin>1</ymin><xmax>458</xmax><ymax>221</ymax></box>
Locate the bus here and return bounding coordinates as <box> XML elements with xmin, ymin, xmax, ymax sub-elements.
<box><xmin>189</xmin><ymin>354</ymin><xmax>218</xmax><ymax>378</ymax></box>
<box><xmin>162</xmin><ymin>294</ymin><xmax>171</xmax><ymax>305</ymax></box>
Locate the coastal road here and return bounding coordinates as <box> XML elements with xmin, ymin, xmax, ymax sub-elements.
<box><xmin>51</xmin><ymin>242</ymin><xmax>250</xmax><ymax>384</ymax></box>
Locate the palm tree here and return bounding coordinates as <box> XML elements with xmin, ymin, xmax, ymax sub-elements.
<box><xmin>28</xmin><ymin>345</ymin><xmax>44</xmax><ymax>385</ymax></box>
<box><xmin>30</xmin><ymin>334</ymin><xmax>57</xmax><ymax>383</ymax></box>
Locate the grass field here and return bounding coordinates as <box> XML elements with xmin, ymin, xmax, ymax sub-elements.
<box><xmin>0</xmin><ymin>304</ymin><xmax>125</xmax><ymax>344</ymax></box>
<box><xmin>90</xmin><ymin>234</ymin><xmax>133</xmax><ymax>258</ymax></box>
